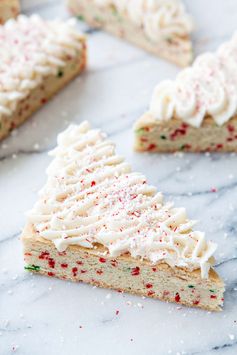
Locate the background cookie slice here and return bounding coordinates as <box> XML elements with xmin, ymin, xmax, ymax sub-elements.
<box><xmin>134</xmin><ymin>33</ymin><xmax>237</xmax><ymax>153</ymax></box>
<box><xmin>0</xmin><ymin>0</ymin><xmax>20</xmax><ymax>24</ymax></box>
<box><xmin>0</xmin><ymin>15</ymin><xmax>86</xmax><ymax>141</ymax></box>
<box><xmin>67</xmin><ymin>0</ymin><xmax>193</xmax><ymax>67</ymax></box>
<box><xmin>22</xmin><ymin>121</ymin><xmax>224</xmax><ymax>311</ymax></box>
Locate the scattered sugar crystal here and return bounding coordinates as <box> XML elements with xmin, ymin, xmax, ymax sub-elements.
<box><xmin>229</xmin><ymin>334</ymin><xmax>235</xmax><ymax>340</ymax></box>
<box><xmin>7</xmin><ymin>290</ymin><xmax>13</xmax><ymax>295</ymax></box>
<box><xmin>33</xmin><ymin>143</ymin><xmax>40</xmax><ymax>150</ymax></box>
<box><xmin>12</xmin><ymin>345</ymin><xmax>19</xmax><ymax>352</ymax></box>
<box><xmin>106</xmin><ymin>293</ymin><xmax>111</xmax><ymax>299</ymax></box>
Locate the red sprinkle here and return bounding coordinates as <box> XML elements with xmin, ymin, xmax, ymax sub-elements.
<box><xmin>81</xmin><ymin>270</ymin><xmax>87</xmax><ymax>274</ymax></box>
<box><xmin>147</xmin><ymin>143</ymin><xmax>156</xmax><ymax>151</ymax></box>
<box><xmin>39</xmin><ymin>251</ymin><xmax>50</xmax><ymax>260</ymax></box>
<box><xmin>116</xmin><ymin>310</ymin><xmax>119</xmax><ymax>316</ymax></box>
<box><xmin>48</xmin><ymin>272</ymin><xmax>55</xmax><ymax>277</ymax></box>
<box><xmin>210</xmin><ymin>295</ymin><xmax>217</xmax><ymax>299</ymax></box>
<box><xmin>91</xmin><ymin>181</ymin><xmax>96</xmax><ymax>187</ymax></box>
<box><xmin>193</xmin><ymin>300</ymin><xmax>200</xmax><ymax>305</ymax></box>
<box><xmin>131</xmin><ymin>267</ymin><xmax>140</xmax><ymax>276</ymax></box>
<box><xmin>111</xmin><ymin>260</ymin><xmax>118</xmax><ymax>267</ymax></box>
<box><xmin>145</xmin><ymin>283</ymin><xmax>153</xmax><ymax>289</ymax></box>
<box><xmin>211</xmin><ymin>187</ymin><xmax>217</xmax><ymax>193</ymax></box>
<box><xmin>152</xmin><ymin>267</ymin><xmax>157</xmax><ymax>272</ymax></box>
<box><xmin>99</xmin><ymin>257</ymin><xmax>106</xmax><ymax>263</ymax></box>
<box><xmin>175</xmin><ymin>293</ymin><xmax>180</xmax><ymax>302</ymax></box>
<box><xmin>148</xmin><ymin>290</ymin><xmax>155</xmax><ymax>296</ymax></box>
<box><xmin>48</xmin><ymin>258</ymin><xmax>55</xmax><ymax>268</ymax></box>
<box><xmin>61</xmin><ymin>263</ymin><xmax>68</xmax><ymax>268</ymax></box>
<box><xmin>72</xmin><ymin>267</ymin><xmax>78</xmax><ymax>276</ymax></box>
<box><xmin>227</xmin><ymin>124</ymin><xmax>235</xmax><ymax>132</ymax></box>
<box><xmin>76</xmin><ymin>261</ymin><xmax>83</xmax><ymax>265</ymax></box>
<box><xmin>96</xmin><ymin>270</ymin><xmax>103</xmax><ymax>275</ymax></box>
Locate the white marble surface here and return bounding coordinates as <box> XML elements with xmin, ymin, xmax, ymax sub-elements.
<box><xmin>1</xmin><ymin>1</ymin><xmax>237</xmax><ymax>354</ymax></box>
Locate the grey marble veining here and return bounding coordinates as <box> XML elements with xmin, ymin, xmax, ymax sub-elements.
<box><xmin>1</xmin><ymin>1</ymin><xmax>237</xmax><ymax>354</ymax></box>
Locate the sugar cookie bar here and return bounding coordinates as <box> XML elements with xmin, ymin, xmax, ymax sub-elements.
<box><xmin>0</xmin><ymin>15</ymin><xmax>86</xmax><ymax>141</ymax></box>
<box><xmin>22</xmin><ymin>121</ymin><xmax>224</xmax><ymax>311</ymax></box>
<box><xmin>134</xmin><ymin>32</ymin><xmax>237</xmax><ymax>152</ymax></box>
<box><xmin>67</xmin><ymin>0</ymin><xmax>193</xmax><ymax>67</ymax></box>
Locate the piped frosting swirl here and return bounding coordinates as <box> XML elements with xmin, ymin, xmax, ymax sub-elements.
<box><xmin>93</xmin><ymin>0</ymin><xmax>193</xmax><ymax>42</ymax></box>
<box><xmin>0</xmin><ymin>14</ymin><xmax>84</xmax><ymax>119</ymax></box>
<box><xmin>27</xmin><ymin>122</ymin><xmax>216</xmax><ymax>278</ymax></box>
<box><xmin>149</xmin><ymin>32</ymin><xmax>237</xmax><ymax>127</ymax></box>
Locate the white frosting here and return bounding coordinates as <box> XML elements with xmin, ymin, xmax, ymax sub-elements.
<box><xmin>27</xmin><ymin>121</ymin><xmax>217</xmax><ymax>278</ymax></box>
<box><xmin>93</xmin><ymin>0</ymin><xmax>193</xmax><ymax>42</ymax></box>
<box><xmin>0</xmin><ymin>15</ymin><xmax>84</xmax><ymax>118</ymax></box>
<box><xmin>149</xmin><ymin>33</ymin><xmax>237</xmax><ymax>127</ymax></box>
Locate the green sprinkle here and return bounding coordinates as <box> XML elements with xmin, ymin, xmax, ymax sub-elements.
<box><xmin>209</xmin><ymin>289</ymin><xmax>216</xmax><ymax>293</ymax></box>
<box><xmin>160</xmin><ymin>135</ymin><xmax>167</xmax><ymax>140</ymax></box>
<box><xmin>24</xmin><ymin>265</ymin><xmax>40</xmax><ymax>272</ymax></box>
<box><xmin>188</xmin><ymin>285</ymin><xmax>195</xmax><ymax>288</ymax></box>
<box><xmin>180</xmin><ymin>144</ymin><xmax>186</xmax><ymax>150</ymax></box>
<box><xmin>77</xmin><ymin>15</ymin><xmax>85</xmax><ymax>21</ymax></box>
<box><xmin>136</xmin><ymin>128</ymin><xmax>145</xmax><ymax>135</ymax></box>
<box><xmin>57</xmin><ymin>69</ymin><xmax>64</xmax><ymax>78</ymax></box>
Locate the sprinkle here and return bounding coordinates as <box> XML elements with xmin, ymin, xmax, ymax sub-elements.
<box><xmin>99</xmin><ymin>257</ymin><xmax>106</xmax><ymax>263</ymax></box>
<box><xmin>47</xmin><ymin>272</ymin><xmax>55</xmax><ymax>277</ymax></box>
<box><xmin>175</xmin><ymin>293</ymin><xmax>180</xmax><ymax>302</ymax></box>
<box><xmin>131</xmin><ymin>267</ymin><xmax>140</xmax><ymax>276</ymax></box>
<box><xmin>145</xmin><ymin>283</ymin><xmax>153</xmax><ymax>289</ymax></box>
<box><xmin>115</xmin><ymin>310</ymin><xmax>119</xmax><ymax>316</ymax></box>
